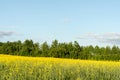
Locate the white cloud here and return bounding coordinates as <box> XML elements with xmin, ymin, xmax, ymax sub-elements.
<box><xmin>77</xmin><ymin>32</ymin><xmax>120</xmax><ymax>45</ymax></box>
<box><xmin>62</xmin><ymin>18</ymin><xmax>71</xmax><ymax>23</ymax></box>
<box><xmin>0</xmin><ymin>31</ymin><xmax>15</xmax><ymax>38</ymax></box>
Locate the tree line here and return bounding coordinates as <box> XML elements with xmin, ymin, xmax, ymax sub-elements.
<box><xmin>0</xmin><ymin>39</ymin><xmax>120</xmax><ymax>61</ymax></box>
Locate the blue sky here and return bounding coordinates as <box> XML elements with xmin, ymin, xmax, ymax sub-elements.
<box><xmin>0</xmin><ymin>0</ymin><xmax>120</xmax><ymax>46</ymax></box>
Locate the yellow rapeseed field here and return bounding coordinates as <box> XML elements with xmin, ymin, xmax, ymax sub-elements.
<box><xmin>0</xmin><ymin>54</ymin><xmax>120</xmax><ymax>80</ymax></box>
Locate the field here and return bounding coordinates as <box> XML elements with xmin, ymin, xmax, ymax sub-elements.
<box><xmin>0</xmin><ymin>54</ymin><xmax>120</xmax><ymax>80</ymax></box>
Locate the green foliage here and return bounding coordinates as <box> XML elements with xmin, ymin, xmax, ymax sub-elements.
<box><xmin>0</xmin><ymin>39</ymin><xmax>120</xmax><ymax>61</ymax></box>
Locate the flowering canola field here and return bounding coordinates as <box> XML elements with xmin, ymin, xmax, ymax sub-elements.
<box><xmin>0</xmin><ymin>54</ymin><xmax>120</xmax><ymax>80</ymax></box>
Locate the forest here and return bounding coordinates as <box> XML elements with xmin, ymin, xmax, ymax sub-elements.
<box><xmin>0</xmin><ymin>39</ymin><xmax>120</xmax><ymax>61</ymax></box>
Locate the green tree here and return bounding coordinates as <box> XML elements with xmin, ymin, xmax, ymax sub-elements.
<box><xmin>20</xmin><ymin>40</ymin><xmax>34</xmax><ymax>56</ymax></box>
<box><xmin>41</xmin><ymin>41</ymin><xmax>49</xmax><ymax>57</ymax></box>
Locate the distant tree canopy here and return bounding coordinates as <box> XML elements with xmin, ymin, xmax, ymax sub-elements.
<box><xmin>0</xmin><ymin>39</ymin><xmax>120</xmax><ymax>61</ymax></box>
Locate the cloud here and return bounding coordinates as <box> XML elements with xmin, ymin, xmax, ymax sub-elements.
<box><xmin>63</xmin><ymin>18</ymin><xmax>71</xmax><ymax>23</ymax></box>
<box><xmin>0</xmin><ymin>31</ymin><xmax>14</xmax><ymax>38</ymax></box>
<box><xmin>77</xmin><ymin>33</ymin><xmax>97</xmax><ymax>39</ymax></box>
<box><xmin>77</xmin><ymin>33</ymin><xmax>120</xmax><ymax>45</ymax></box>
<box><xmin>104</xmin><ymin>38</ymin><xmax>120</xmax><ymax>44</ymax></box>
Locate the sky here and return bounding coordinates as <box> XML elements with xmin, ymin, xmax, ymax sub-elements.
<box><xmin>0</xmin><ymin>0</ymin><xmax>120</xmax><ymax>46</ymax></box>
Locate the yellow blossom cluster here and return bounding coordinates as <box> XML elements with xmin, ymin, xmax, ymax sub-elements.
<box><xmin>0</xmin><ymin>54</ymin><xmax>120</xmax><ymax>80</ymax></box>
